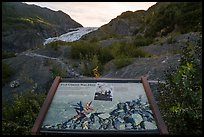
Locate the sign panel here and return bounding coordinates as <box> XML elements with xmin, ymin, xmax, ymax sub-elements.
<box><xmin>40</xmin><ymin>80</ymin><xmax>159</xmax><ymax>133</ymax></box>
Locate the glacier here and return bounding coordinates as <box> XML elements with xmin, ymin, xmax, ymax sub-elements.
<box><xmin>43</xmin><ymin>27</ymin><xmax>98</xmax><ymax>45</ymax></box>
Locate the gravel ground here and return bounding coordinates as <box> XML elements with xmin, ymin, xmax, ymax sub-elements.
<box><xmin>2</xmin><ymin>55</ymin><xmax>52</xmax><ymax>101</ymax></box>
<box><xmin>102</xmin><ymin>54</ymin><xmax>181</xmax><ymax>81</ymax></box>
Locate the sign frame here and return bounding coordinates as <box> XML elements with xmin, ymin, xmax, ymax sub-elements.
<box><xmin>31</xmin><ymin>76</ymin><xmax>168</xmax><ymax>135</ymax></box>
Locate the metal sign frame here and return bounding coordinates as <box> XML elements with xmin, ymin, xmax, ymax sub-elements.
<box><xmin>31</xmin><ymin>76</ymin><xmax>168</xmax><ymax>135</ymax></box>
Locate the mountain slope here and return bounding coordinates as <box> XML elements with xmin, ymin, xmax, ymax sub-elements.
<box><xmin>82</xmin><ymin>2</ymin><xmax>202</xmax><ymax>41</ymax></box>
<box><xmin>2</xmin><ymin>2</ymin><xmax>83</xmax><ymax>53</ymax></box>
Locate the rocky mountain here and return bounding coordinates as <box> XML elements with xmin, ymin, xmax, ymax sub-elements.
<box><xmin>81</xmin><ymin>10</ymin><xmax>146</xmax><ymax>41</ymax></box>
<box><xmin>82</xmin><ymin>2</ymin><xmax>202</xmax><ymax>41</ymax></box>
<box><xmin>2</xmin><ymin>2</ymin><xmax>82</xmax><ymax>53</ymax></box>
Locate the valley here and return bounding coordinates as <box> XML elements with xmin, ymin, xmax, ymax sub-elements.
<box><xmin>2</xmin><ymin>2</ymin><xmax>202</xmax><ymax>135</ymax></box>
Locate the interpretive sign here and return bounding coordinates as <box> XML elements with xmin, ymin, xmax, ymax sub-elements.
<box><xmin>31</xmin><ymin>77</ymin><xmax>168</xmax><ymax>135</ymax></box>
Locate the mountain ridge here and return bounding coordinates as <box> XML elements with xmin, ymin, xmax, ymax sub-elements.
<box><xmin>81</xmin><ymin>2</ymin><xmax>201</xmax><ymax>41</ymax></box>
<box><xmin>2</xmin><ymin>2</ymin><xmax>83</xmax><ymax>53</ymax></box>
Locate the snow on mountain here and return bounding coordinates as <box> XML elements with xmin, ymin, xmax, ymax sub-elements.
<box><xmin>43</xmin><ymin>27</ymin><xmax>98</xmax><ymax>45</ymax></box>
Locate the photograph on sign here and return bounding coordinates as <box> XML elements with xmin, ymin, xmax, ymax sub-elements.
<box><xmin>94</xmin><ymin>83</ymin><xmax>113</xmax><ymax>101</ymax></box>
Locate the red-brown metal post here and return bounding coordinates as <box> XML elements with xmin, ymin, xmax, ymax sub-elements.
<box><xmin>31</xmin><ymin>76</ymin><xmax>61</xmax><ymax>135</ymax></box>
<box><xmin>141</xmin><ymin>76</ymin><xmax>168</xmax><ymax>135</ymax></box>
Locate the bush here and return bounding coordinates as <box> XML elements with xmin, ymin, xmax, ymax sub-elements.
<box><xmin>46</xmin><ymin>40</ymin><xmax>68</xmax><ymax>50</ymax></box>
<box><xmin>70</xmin><ymin>40</ymin><xmax>151</xmax><ymax>76</ymax></box>
<box><xmin>70</xmin><ymin>40</ymin><xmax>99</xmax><ymax>59</ymax></box>
<box><xmin>2</xmin><ymin>90</ymin><xmax>46</xmax><ymax>135</ymax></box>
<box><xmin>80</xmin><ymin>54</ymin><xmax>102</xmax><ymax>77</ymax></box>
<box><xmin>134</xmin><ymin>35</ymin><xmax>153</xmax><ymax>47</ymax></box>
<box><xmin>144</xmin><ymin>2</ymin><xmax>202</xmax><ymax>37</ymax></box>
<box><xmin>50</xmin><ymin>64</ymin><xmax>66</xmax><ymax>78</ymax></box>
<box><xmin>158</xmin><ymin>39</ymin><xmax>202</xmax><ymax>135</ymax></box>
<box><xmin>111</xmin><ymin>41</ymin><xmax>150</xmax><ymax>58</ymax></box>
<box><xmin>97</xmin><ymin>46</ymin><xmax>114</xmax><ymax>64</ymax></box>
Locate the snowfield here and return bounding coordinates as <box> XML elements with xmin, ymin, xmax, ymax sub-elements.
<box><xmin>43</xmin><ymin>27</ymin><xmax>98</xmax><ymax>45</ymax></box>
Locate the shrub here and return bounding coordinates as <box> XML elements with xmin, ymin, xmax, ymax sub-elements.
<box><xmin>166</xmin><ymin>36</ymin><xmax>175</xmax><ymax>44</ymax></box>
<box><xmin>47</xmin><ymin>41</ymin><xmax>59</xmax><ymax>50</ymax></box>
<box><xmin>2</xmin><ymin>90</ymin><xmax>46</xmax><ymax>135</ymax></box>
<box><xmin>70</xmin><ymin>40</ymin><xmax>151</xmax><ymax>76</ymax></box>
<box><xmin>111</xmin><ymin>41</ymin><xmax>150</xmax><ymax>58</ymax></box>
<box><xmin>158</xmin><ymin>39</ymin><xmax>202</xmax><ymax>135</ymax></box>
<box><xmin>134</xmin><ymin>35</ymin><xmax>153</xmax><ymax>47</ymax></box>
<box><xmin>80</xmin><ymin>54</ymin><xmax>102</xmax><ymax>77</ymax></box>
<box><xmin>70</xmin><ymin>40</ymin><xmax>99</xmax><ymax>59</ymax></box>
<box><xmin>50</xmin><ymin>64</ymin><xmax>66</xmax><ymax>78</ymax></box>
<box><xmin>2</xmin><ymin>51</ymin><xmax>16</xmax><ymax>59</ymax></box>
<box><xmin>46</xmin><ymin>40</ymin><xmax>68</xmax><ymax>50</ymax></box>
<box><xmin>97</xmin><ymin>46</ymin><xmax>114</xmax><ymax>64</ymax></box>
<box><xmin>43</xmin><ymin>59</ymin><xmax>52</xmax><ymax>66</ymax></box>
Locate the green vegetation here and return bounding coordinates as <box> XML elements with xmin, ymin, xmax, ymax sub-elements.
<box><xmin>2</xmin><ymin>61</ymin><xmax>13</xmax><ymax>86</ymax></box>
<box><xmin>50</xmin><ymin>64</ymin><xmax>66</xmax><ymax>79</ymax></box>
<box><xmin>3</xmin><ymin>16</ymin><xmax>53</xmax><ymax>31</ymax></box>
<box><xmin>113</xmin><ymin>57</ymin><xmax>134</xmax><ymax>69</ymax></box>
<box><xmin>80</xmin><ymin>54</ymin><xmax>102</xmax><ymax>77</ymax></box>
<box><xmin>111</xmin><ymin>41</ymin><xmax>151</xmax><ymax>58</ymax></box>
<box><xmin>47</xmin><ymin>41</ymin><xmax>59</xmax><ymax>50</ymax></box>
<box><xmin>69</xmin><ymin>40</ymin><xmax>99</xmax><ymax>59</ymax></box>
<box><xmin>133</xmin><ymin>35</ymin><xmax>154</xmax><ymax>47</ymax></box>
<box><xmin>44</xmin><ymin>59</ymin><xmax>66</xmax><ymax>78</ymax></box>
<box><xmin>2</xmin><ymin>51</ymin><xmax>16</xmax><ymax>59</ymax></box>
<box><xmin>144</xmin><ymin>2</ymin><xmax>202</xmax><ymax>38</ymax></box>
<box><xmin>100</xmin><ymin>33</ymin><xmax>121</xmax><ymax>41</ymax></box>
<box><xmin>68</xmin><ymin>40</ymin><xmax>151</xmax><ymax>76</ymax></box>
<box><xmin>44</xmin><ymin>59</ymin><xmax>53</xmax><ymax>66</ymax></box>
<box><xmin>46</xmin><ymin>40</ymin><xmax>70</xmax><ymax>50</ymax></box>
<box><xmin>18</xmin><ymin>17</ymin><xmax>34</xmax><ymax>24</ymax></box>
<box><xmin>158</xmin><ymin>39</ymin><xmax>202</xmax><ymax>135</ymax></box>
<box><xmin>166</xmin><ymin>32</ymin><xmax>178</xmax><ymax>44</ymax></box>
<box><xmin>69</xmin><ymin>40</ymin><xmax>112</xmax><ymax>76</ymax></box>
<box><xmin>2</xmin><ymin>90</ymin><xmax>46</xmax><ymax>135</ymax></box>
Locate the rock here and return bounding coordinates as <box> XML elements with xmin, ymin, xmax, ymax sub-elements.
<box><xmin>143</xmin><ymin>121</ymin><xmax>157</xmax><ymax>129</ymax></box>
<box><xmin>132</xmin><ymin>113</ymin><xmax>143</xmax><ymax>126</ymax></box>
<box><xmin>98</xmin><ymin>113</ymin><xmax>110</xmax><ymax>119</ymax></box>
<box><xmin>117</xmin><ymin>117</ymin><xmax>125</xmax><ymax>123</ymax></box>
<box><xmin>119</xmin><ymin>123</ymin><xmax>126</xmax><ymax>130</ymax></box>
<box><xmin>10</xmin><ymin>80</ymin><xmax>20</xmax><ymax>88</ymax></box>
<box><xmin>125</xmin><ymin>123</ymin><xmax>133</xmax><ymax>129</ymax></box>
